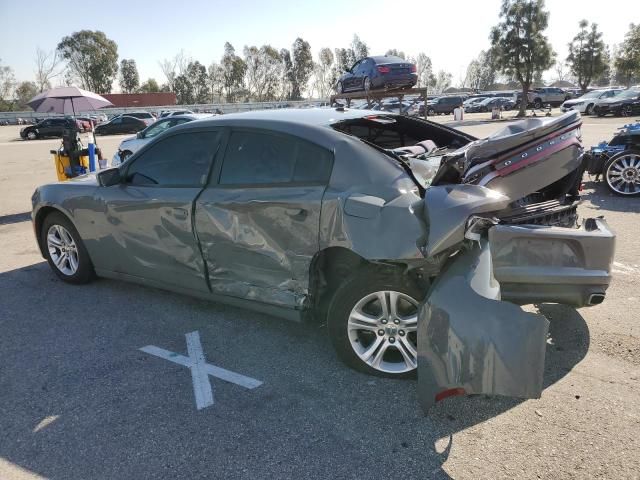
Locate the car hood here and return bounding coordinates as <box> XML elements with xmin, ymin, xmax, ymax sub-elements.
<box><xmin>563</xmin><ymin>99</ymin><xmax>584</xmax><ymax>106</ymax></box>
<box><xmin>120</xmin><ymin>135</ymin><xmax>137</xmax><ymax>145</ymax></box>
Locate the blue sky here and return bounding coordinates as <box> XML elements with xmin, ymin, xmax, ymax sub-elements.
<box><xmin>0</xmin><ymin>0</ymin><xmax>632</xmax><ymax>88</ymax></box>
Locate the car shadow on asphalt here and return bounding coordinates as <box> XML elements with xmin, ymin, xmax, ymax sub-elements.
<box><xmin>580</xmin><ymin>178</ymin><xmax>640</xmax><ymax>213</ymax></box>
<box><xmin>0</xmin><ymin>211</ymin><xmax>31</xmax><ymax>226</ymax></box>
<box><xmin>0</xmin><ymin>264</ymin><xmax>590</xmax><ymax>479</ymax></box>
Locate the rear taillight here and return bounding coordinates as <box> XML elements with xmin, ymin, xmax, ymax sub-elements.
<box><xmin>410</xmin><ymin>64</ymin><xmax>417</xmax><ymax>73</ymax></box>
<box><xmin>377</xmin><ymin>66</ymin><xmax>390</xmax><ymax>74</ymax></box>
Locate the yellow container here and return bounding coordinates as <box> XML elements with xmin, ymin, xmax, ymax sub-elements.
<box><xmin>52</xmin><ymin>151</ymin><xmax>90</xmax><ymax>181</ymax></box>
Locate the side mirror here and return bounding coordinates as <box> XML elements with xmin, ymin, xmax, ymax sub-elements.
<box><xmin>97</xmin><ymin>168</ymin><xmax>122</xmax><ymax>187</ymax></box>
<box><xmin>136</xmin><ymin>131</ymin><xmax>143</xmax><ymax>139</ymax></box>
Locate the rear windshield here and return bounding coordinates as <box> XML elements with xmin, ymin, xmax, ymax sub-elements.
<box><xmin>331</xmin><ymin>115</ymin><xmax>472</xmax><ymax>150</ymax></box>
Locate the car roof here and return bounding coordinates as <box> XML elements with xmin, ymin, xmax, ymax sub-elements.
<box><xmin>370</xmin><ymin>55</ymin><xmax>407</xmax><ymax>64</ymax></box>
<box><xmin>179</xmin><ymin>107</ymin><xmax>393</xmax><ymax>129</ymax></box>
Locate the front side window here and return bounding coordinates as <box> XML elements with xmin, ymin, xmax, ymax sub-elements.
<box><xmin>143</xmin><ymin>120</ymin><xmax>172</xmax><ymax>138</ymax></box>
<box><xmin>125</xmin><ymin>131</ymin><xmax>220</xmax><ymax>187</ymax></box>
<box><xmin>219</xmin><ymin>130</ymin><xmax>333</xmax><ymax>186</ymax></box>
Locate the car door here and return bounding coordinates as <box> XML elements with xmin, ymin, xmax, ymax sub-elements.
<box><xmin>121</xmin><ymin>117</ymin><xmax>140</xmax><ymax>133</ymax></box>
<box><xmin>38</xmin><ymin>119</ymin><xmax>56</xmax><ymax>136</ymax></box>
<box><xmin>344</xmin><ymin>60</ymin><xmax>362</xmax><ymax>91</ymax></box>
<box><xmin>91</xmin><ymin>129</ymin><xmax>222</xmax><ymax>292</ymax></box>
<box><xmin>106</xmin><ymin>117</ymin><xmax>122</xmax><ymax>134</ymax></box>
<box><xmin>194</xmin><ymin>128</ymin><xmax>333</xmax><ymax>308</ymax></box>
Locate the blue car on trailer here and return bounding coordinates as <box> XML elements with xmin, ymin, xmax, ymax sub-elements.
<box><xmin>584</xmin><ymin>121</ymin><xmax>640</xmax><ymax>196</ymax></box>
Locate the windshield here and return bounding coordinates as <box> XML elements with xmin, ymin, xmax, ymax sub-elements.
<box><xmin>581</xmin><ymin>91</ymin><xmax>601</xmax><ymax>99</ymax></box>
<box><xmin>616</xmin><ymin>89</ymin><xmax>639</xmax><ymax>99</ymax></box>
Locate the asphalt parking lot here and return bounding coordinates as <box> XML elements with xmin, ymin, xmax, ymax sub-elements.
<box><xmin>1</xmin><ymin>111</ymin><xmax>639</xmax><ymax>479</ymax></box>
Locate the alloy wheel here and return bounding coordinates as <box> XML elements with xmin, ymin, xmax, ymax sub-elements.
<box><xmin>347</xmin><ymin>290</ymin><xmax>418</xmax><ymax>374</ymax></box>
<box><xmin>606</xmin><ymin>153</ymin><xmax>640</xmax><ymax>195</ymax></box>
<box><xmin>621</xmin><ymin>105</ymin><xmax>633</xmax><ymax>117</ymax></box>
<box><xmin>47</xmin><ymin>224</ymin><xmax>80</xmax><ymax>276</ymax></box>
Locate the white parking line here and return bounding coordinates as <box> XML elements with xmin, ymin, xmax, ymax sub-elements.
<box><xmin>140</xmin><ymin>331</ymin><xmax>262</xmax><ymax>410</ymax></box>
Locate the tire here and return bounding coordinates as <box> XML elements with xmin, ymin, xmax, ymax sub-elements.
<box><xmin>327</xmin><ymin>267</ymin><xmax>425</xmax><ymax>378</ymax></box>
<box><xmin>621</xmin><ymin>105</ymin><xmax>633</xmax><ymax>117</ymax></box>
<box><xmin>604</xmin><ymin>150</ymin><xmax>640</xmax><ymax>196</ymax></box>
<box><xmin>363</xmin><ymin>77</ymin><xmax>371</xmax><ymax>92</ymax></box>
<box><xmin>336</xmin><ymin>81</ymin><xmax>344</xmax><ymax>94</ymax></box>
<box><xmin>427</xmin><ymin>107</ymin><xmax>435</xmax><ymax>116</ymax></box>
<box><xmin>27</xmin><ymin>131</ymin><xmax>37</xmax><ymax>140</ymax></box>
<box><xmin>585</xmin><ymin>103</ymin><xmax>593</xmax><ymax>115</ymax></box>
<box><xmin>41</xmin><ymin>212</ymin><xmax>95</xmax><ymax>284</ymax></box>
<box><xmin>533</xmin><ymin>98</ymin><xmax>543</xmax><ymax>109</ymax></box>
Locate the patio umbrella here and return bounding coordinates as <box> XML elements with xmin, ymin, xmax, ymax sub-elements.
<box><xmin>27</xmin><ymin>86</ymin><xmax>113</xmax><ymax>116</ymax></box>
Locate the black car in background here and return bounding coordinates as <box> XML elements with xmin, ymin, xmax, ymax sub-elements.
<box><xmin>20</xmin><ymin>118</ymin><xmax>83</xmax><ymax>140</ymax></box>
<box><xmin>425</xmin><ymin>96</ymin><xmax>464</xmax><ymax>115</ymax></box>
<box><xmin>594</xmin><ymin>89</ymin><xmax>640</xmax><ymax>117</ymax></box>
<box><xmin>466</xmin><ymin>96</ymin><xmax>515</xmax><ymax>113</ymax></box>
<box><xmin>94</xmin><ymin>116</ymin><xmax>148</xmax><ymax>135</ymax></box>
<box><xmin>336</xmin><ymin>56</ymin><xmax>417</xmax><ymax>93</ymax></box>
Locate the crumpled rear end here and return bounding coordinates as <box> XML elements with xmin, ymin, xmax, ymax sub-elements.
<box><xmin>418</xmin><ymin>240</ymin><xmax>549</xmax><ymax>412</ymax></box>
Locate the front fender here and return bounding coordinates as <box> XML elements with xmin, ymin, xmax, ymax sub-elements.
<box><xmin>417</xmin><ymin>240</ymin><xmax>549</xmax><ymax>412</ymax></box>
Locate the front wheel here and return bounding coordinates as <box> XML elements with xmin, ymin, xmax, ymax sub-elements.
<box><xmin>427</xmin><ymin>108</ymin><xmax>435</xmax><ymax>116</ymax></box>
<box><xmin>327</xmin><ymin>268</ymin><xmax>425</xmax><ymax>378</ymax></box>
<box><xmin>585</xmin><ymin>103</ymin><xmax>593</xmax><ymax>115</ymax></box>
<box><xmin>336</xmin><ymin>81</ymin><xmax>344</xmax><ymax>94</ymax></box>
<box><xmin>27</xmin><ymin>131</ymin><xmax>37</xmax><ymax>140</ymax></box>
<box><xmin>533</xmin><ymin>99</ymin><xmax>543</xmax><ymax>109</ymax></box>
<box><xmin>41</xmin><ymin>212</ymin><xmax>95</xmax><ymax>283</ymax></box>
<box><xmin>604</xmin><ymin>150</ymin><xmax>640</xmax><ymax>196</ymax></box>
<box><xmin>363</xmin><ymin>77</ymin><xmax>371</xmax><ymax>92</ymax></box>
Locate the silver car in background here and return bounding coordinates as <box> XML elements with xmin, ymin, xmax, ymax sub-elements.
<box><xmin>561</xmin><ymin>89</ymin><xmax>623</xmax><ymax>115</ymax></box>
<box><xmin>111</xmin><ymin>114</ymin><xmax>213</xmax><ymax>166</ymax></box>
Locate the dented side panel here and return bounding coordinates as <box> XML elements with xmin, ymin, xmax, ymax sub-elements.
<box><xmin>418</xmin><ymin>241</ymin><xmax>549</xmax><ymax>412</ymax></box>
<box><xmin>194</xmin><ymin>185</ymin><xmax>325</xmax><ymax>308</ymax></box>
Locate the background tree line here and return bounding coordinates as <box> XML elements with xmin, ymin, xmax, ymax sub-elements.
<box><xmin>1</xmin><ymin>15</ymin><xmax>640</xmax><ymax>111</ymax></box>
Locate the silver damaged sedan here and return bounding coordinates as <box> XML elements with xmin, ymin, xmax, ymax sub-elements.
<box><xmin>31</xmin><ymin>108</ymin><xmax>615</xmax><ymax>412</ymax></box>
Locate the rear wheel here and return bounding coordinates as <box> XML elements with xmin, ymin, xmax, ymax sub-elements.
<box><xmin>327</xmin><ymin>267</ymin><xmax>424</xmax><ymax>378</ymax></box>
<box><xmin>336</xmin><ymin>81</ymin><xmax>344</xmax><ymax>94</ymax></box>
<box><xmin>604</xmin><ymin>150</ymin><xmax>640</xmax><ymax>196</ymax></box>
<box><xmin>533</xmin><ymin>98</ymin><xmax>543</xmax><ymax>109</ymax></box>
<box><xmin>427</xmin><ymin>107</ymin><xmax>435</xmax><ymax>116</ymax></box>
<box><xmin>621</xmin><ymin>105</ymin><xmax>633</xmax><ymax>117</ymax></box>
<box><xmin>363</xmin><ymin>77</ymin><xmax>371</xmax><ymax>92</ymax></box>
<box><xmin>41</xmin><ymin>212</ymin><xmax>94</xmax><ymax>283</ymax></box>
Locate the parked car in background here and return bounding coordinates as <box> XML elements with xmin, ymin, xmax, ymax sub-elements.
<box><xmin>31</xmin><ymin>108</ymin><xmax>614</xmax><ymax>412</ymax></box>
<box><xmin>336</xmin><ymin>56</ymin><xmax>417</xmax><ymax>93</ymax></box>
<box><xmin>160</xmin><ymin>110</ymin><xmax>195</xmax><ymax>118</ymax></box>
<box><xmin>111</xmin><ymin>114</ymin><xmax>213</xmax><ymax>165</ymax></box>
<box><xmin>514</xmin><ymin>87</ymin><xmax>569</xmax><ymax>108</ymax></box>
<box><xmin>561</xmin><ymin>88</ymin><xmax>623</xmax><ymax>115</ymax></box>
<box><xmin>110</xmin><ymin>111</ymin><xmax>156</xmax><ymax>126</ymax></box>
<box><xmin>426</xmin><ymin>96</ymin><xmax>464</xmax><ymax>115</ymax></box>
<box><xmin>584</xmin><ymin>121</ymin><xmax>640</xmax><ymax>196</ymax></box>
<box><xmin>20</xmin><ymin>118</ymin><xmax>85</xmax><ymax>140</ymax></box>
<box><xmin>463</xmin><ymin>97</ymin><xmax>487</xmax><ymax>109</ymax></box>
<box><xmin>94</xmin><ymin>115</ymin><xmax>147</xmax><ymax>136</ymax></box>
<box><xmin>370</xmin><ymin>99</ymin><xmax>420</xmax><ymax>116</ymax></box>
<box><xmin>466</xmin><ymin>96</ymin><xmax>515</xmax><ymax>113</ymax></box>
<box><xmin>593</xmin><ymin>88</ymin><xmax>640</xmax><ymax>117</ymax></box>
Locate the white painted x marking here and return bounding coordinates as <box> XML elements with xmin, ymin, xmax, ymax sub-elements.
<box><xmin>140</xmin><ymin>331</ymin><xmax>263</xmax><ymax>410</ymax></box>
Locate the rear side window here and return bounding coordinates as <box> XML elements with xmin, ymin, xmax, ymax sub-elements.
<box><xmin>219</xmin><ymin>130</ymin><xmax>333</xmax><ymax>185</ymax></box>
<box><xmin>126</xmin><ymin>131</ymin><xmax>220</xmax><ymax>187</ymax></box>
